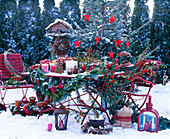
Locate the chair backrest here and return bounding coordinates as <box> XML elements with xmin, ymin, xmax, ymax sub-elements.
<box><xmin>136</xmin><ymin>59</ymin><xmax>161</xmax><ymax>83</ymax></box>
<box><xmin>0</xmin><ymin>54</ymin><xmax>24</xmax><ymax>79</ymax></box>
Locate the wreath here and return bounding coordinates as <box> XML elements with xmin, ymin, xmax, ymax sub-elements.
<box><xmin>52</xmin><ymin>36</ymin><xmax>71</xmax><ymax>56</ymax></box>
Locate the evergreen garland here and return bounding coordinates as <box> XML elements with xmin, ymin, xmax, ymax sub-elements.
<box><xmin>159</xmin><ymin>116</ymin><xmax>170</xmax><ymax>131</ymax></box>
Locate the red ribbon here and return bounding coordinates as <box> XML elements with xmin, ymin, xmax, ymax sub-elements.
<box><xmin>113</xmin><ymin>115</ymin><xmax>132</xmax><ymax>122</ymax></box>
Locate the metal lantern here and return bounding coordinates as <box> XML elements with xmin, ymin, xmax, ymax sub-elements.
<box><xmin>54</xmin><ymin>106</ymin><xmax>69</xmax><ymax>130</ymax></box>
<box><xmin>138</xmin><ymin>96</ymin><xmax>159</xmax><ymax>133</ymax></box>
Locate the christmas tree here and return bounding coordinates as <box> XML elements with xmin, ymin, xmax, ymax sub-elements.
<box><xmin>69</xmin><ymin>0</ymin><xmax>162</xmax><ymax>121</ymax></box>
<box><xmin>55</xmin><ymin>59</ymin><xmax>64</xmax><ymax>74</ymax></box>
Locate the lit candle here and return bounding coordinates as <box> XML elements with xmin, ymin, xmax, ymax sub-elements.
<box><xmin>59</xmin><ymin>120</ymin><xmax>64</xmax><ymax>129</ymax></box>
<box><xmin>50</xmin><ymin>63</ymin><xmax>56</xmax><ymax>72</ymax></box>
<box><xmin>148</xmin><ymin>121</ymin><xmax>152</xmax><ymax>131</ymax></box>
<box><xmin>81</xmin><ymin>64</ymin><xmax>85</xmax><ymax>72</ymax></box>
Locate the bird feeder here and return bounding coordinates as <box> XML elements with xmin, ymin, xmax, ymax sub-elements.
<box><xmin>46</xmin><ymin>19</ymin><xmax>73</xmax><ymax>57</ymax></box>
<box><xmin>138</xmin><ymin>95</ymin><xmax>159</xmax><ymax>132</ymax></box>
<box><xmin>54</xmin><ymin>106</ymin><xmax>69</xmax><ymax>130</ymax></box>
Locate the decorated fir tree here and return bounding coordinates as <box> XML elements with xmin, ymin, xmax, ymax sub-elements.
<box><xmin>69</xmin><ymin>0</ymin><xmax>162</xmax><ymax>121</ymax></box>
<box><xmin>55</xmin><ymin>59</ymin><xmax>64</xmax><ymax>74</ymax></box>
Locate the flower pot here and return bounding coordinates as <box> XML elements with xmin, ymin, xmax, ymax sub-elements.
<box><xmin>29</xmin><ymin>96</ymin><xmax>36</xmax><ymax>104</ymax></box>
<box><xmin>24</xmin><ymin>103</ymin><xmax>30</xmax><ymax>109</ymax></box>
<box><xmin>36</xmin><ymin>90</ymin><xmax>45</xmax><ymax>101</ymax></box>
<box><xmin>15</xmin><ymin>100</ymin><xmax>22</xmax><ymax>106</ymax></box>
<box><xmin>37</xmin><ymin>101</ymin><xmax>45</xmax><ymax>107</ymax></box>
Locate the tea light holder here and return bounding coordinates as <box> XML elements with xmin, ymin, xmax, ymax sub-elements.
<box><xmin>65</xmin><ymin>60</ymin><xmax>77</xmax><ymax>71</ymax></box>
<box><xmin>42</xmin><ymin>64</ymin><xmax>49</xmax><ymax>73</ymax></box>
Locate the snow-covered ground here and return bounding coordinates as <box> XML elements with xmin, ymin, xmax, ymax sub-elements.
<box><xmin>0</xmin><ymin>83</ymin><xmax>170</xmax><ymax>139</ymax></box>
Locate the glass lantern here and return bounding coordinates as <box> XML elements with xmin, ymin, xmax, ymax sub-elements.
<box><xmin>54</xmin><ymin>106</ymin><xmax>69</xmax><ymax>130</ymax></box>
<box><xmin>138</xmin><ymin>96</ymin><xmax>159</xmax><ymax>133</ymax></box>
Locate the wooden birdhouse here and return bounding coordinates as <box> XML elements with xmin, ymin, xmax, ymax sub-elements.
<box><xmin>46</xmin><ymin>19</ymin><xmax>73</xmax><ymax>57</ymax></box>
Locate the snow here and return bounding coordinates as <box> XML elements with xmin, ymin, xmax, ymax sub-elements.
<box><xmin>0</xmin><ymin>84</ymin><xmax>170</xmax><ymax>139</ymax></box>
<box><xmin>45</xmin><ymin>18</ymin><xmax>73</xmax><ymax>30</ymax></box>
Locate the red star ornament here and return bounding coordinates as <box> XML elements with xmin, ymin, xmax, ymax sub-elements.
<box><xmin>95</xmin><ymin>35</ymin><xmax>101</xmax><ymax>44</ymax></box>
<box><xmin>108</xmin><ymin>15</ymin><xmax>117</xmax><ymax>24</ymax></box>
<box><xmin>108</xmin><ymin>49</ymin><xmax>114</xmax><ymax>59</ymax></box>
<box><xmin>126</xmin><ymin>40</ymin><xmax>130</xmax><ymax>49</ymax></box>
<box><xmin>73</xmin><ymin>39</ymin><xmax>82</xmax><ymax>48</ymax></box>
<box><xmin>114</xmin><ymin>39</ymin><xmax>123</xmax><ymax>47</ymax></box>
<box><xmin>83</xmin><ymin>14</ymin><xmax>91</xmax><ymax>21</ymax></box>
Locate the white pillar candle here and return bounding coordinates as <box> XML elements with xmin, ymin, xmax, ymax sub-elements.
<box><xmin>65</xmin><ymin>60</ymin><xmax>77</xmax><ymax>71</ymax></box>
<box><xmin>143</xmin><ymin>113</ymin><xmax>145</xmax><ymax>125</ymax></box>
<box><xmin>151</xmin><ymin>116</ymin><xmax>155</xmax><ymax>131</ymax></box>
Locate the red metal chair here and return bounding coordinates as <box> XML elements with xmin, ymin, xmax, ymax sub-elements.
<box><xmin>122</xmin><ymin>59</ymin><xmax>161</xmax><ymax>111</ymax></box>
<box><xmin>0</xmin><ymin>51</ymin><xmax>34</xmax><ymax>110</ymax></box>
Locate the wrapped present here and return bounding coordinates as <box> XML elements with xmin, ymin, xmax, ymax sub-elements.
<box><xmin>113</xmin><ymin>106</ymin><xmax>133</xmax><ymax>128</ymax></box>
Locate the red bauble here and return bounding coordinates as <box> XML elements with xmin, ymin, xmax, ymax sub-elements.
<box><xmin>115</xmin><ymin>58</ymin><xmax>118</xmax><ymax>63</ymax></box>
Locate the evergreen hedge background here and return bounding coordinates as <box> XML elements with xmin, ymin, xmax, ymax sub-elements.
<box><xmin>0</xmin><ymin>0</ymin><xmax>169</xmax><ymax>83</ymax></box>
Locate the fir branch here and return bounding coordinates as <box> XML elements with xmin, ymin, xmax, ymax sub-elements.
<box><xmin>129</xmin><ymin>20</ymin><xmax>152</xmax><ymax>37</ymax></box>
<box><xmin>143</xmin><ymin>46</ymin><xmax>160</xmax><ymax>59</ymax></box>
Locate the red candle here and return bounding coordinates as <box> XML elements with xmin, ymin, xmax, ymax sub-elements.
<box><xmin>59</xmin><ymin>120</ymin><xmax>64</xmax><ymax>129</ymax></box>
<box><xmin>81</xmin><ymin>65</ymin><xmax>85</xmax><ymax>72</ymax></box>
<box><xmin>148</xmin><ymin>122</ymin><xmax>152</xmax><ymax>131</ymax></box>
<box><xmin>51</xmin><ymin>65</ymin><xmax>56</xmax><ymax>72</ymax></box>
<box><xmin>47</xmin><ymin>123</ymin><xmax>52</xmax><ymax>131</ymax></box>
<box><xmin>144</xmin><ymin>123</ymin><xmax>148</xmax><ymax>131</ymax></box>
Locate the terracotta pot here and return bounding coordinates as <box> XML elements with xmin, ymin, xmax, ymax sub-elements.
<box><xmin>15</xmin><ymin>100</ymin><xmax>22</xmax><ymax>106</ymax></box>
<box><xmin>29</xmin><ymin>96</ymin><xmax>36</xmax><ymax>104</ymax></box>
<box><xmin>24</xmin><ymin>103</ymin><xmax>30</xmax><ymax>109</ymax></box>
<box><xmin>36</xmin><ymin>102</ymin><xmax>45</xmax><ymax>107</ymax></box>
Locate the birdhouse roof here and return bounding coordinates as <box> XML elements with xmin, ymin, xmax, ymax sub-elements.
<box><xmin>45</xmin><ymin>18</ymin><xmax>73</xmax><ymax>31</ymax></box>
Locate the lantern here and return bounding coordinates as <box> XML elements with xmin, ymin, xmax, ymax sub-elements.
<box><xmin>138</xmin><ymin>96</ymin><xmax>159</xmax><ymax>133</ymax></box>
<box><xmin>54</xmin><ymin>106</ymin><xmax>69</xmax><ymax>130</ymax></box>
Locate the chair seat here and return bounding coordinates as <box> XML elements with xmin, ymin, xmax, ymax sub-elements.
<box><xmin>0</xmin><ymin>84</ymin><xmax>34</xmax><ymax>89</ymax></box>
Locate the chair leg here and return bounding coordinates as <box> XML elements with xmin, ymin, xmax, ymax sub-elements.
<box><xmin>0</xmin><ymin>103</ymin><xmax>6</xmax><ymax>111</ymax></box>
<box><xmin>22</xmin><ymin>88</ymin><xmax>28</xmax><ymax>98</ymax></box>
<box><xmin>21</xmin><ymin>88</ymin><xmax>29</xmax><ymax>103</ymax></box>
<box><xmin>0</xmin><ymin>89</ymin><xmax>7</xmax><ymax>105</ymax></box>
<box><xmin>0</xmin><ymin>89</ymin><xmax>7</xmax><ymax>111</ymax></box>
